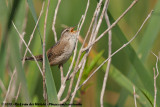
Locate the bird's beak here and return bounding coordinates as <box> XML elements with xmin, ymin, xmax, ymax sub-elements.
<box><xmin>70</xmin><ymin>27</ymin><xmax>74</xmax><ymax>32</ymax></box>
<box><xmin>70</xmin><ymin>27</ymin><xmax>77</xmax><ymax>33</ymax></box>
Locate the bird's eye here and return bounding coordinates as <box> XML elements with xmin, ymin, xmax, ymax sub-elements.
<box><xmin>65</xmin><ymin>29</ymin><xmax>69</xmax><ymax>32</ymax></box>
<box><xmin>64</xmin><ymin>28</ymin><xmax>70</xmax><ymax>33</ymax></box>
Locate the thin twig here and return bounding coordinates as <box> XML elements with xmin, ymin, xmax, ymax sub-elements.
<box><xmin>82</xmin><ymin>0</ymin><xmax>138</xmax><ymax>52</ymax></box>
<box><xmin>100</xmin><ymin>3</ymin><xmax>112</xmax><ymax>107</ymax></box>
<box><xmin>22</xmin><ymin>2</ymin><xmax>45</xmax><ymax>64</ymax></box>
<box><xmin>78</xmin><ymin>10</ymin><xmax>153</xmax><ymax>90</ymax></box>
<box><xmin>77</xmin><ymin>15</ymin><xmax>84</xmax><ymax>30</ymax></box>
<box><xmin>77</xmin><ymin>0</ymin><xmax>102</xmax><ymax>71</ymax></box>
<box><xmin>81</xmin><ymin>0</ymin><xmax>103</xmax><ymax>49</ymax></box>
<box><xmin>70</xmin><ymin>59</ymin><xmax>86</xmax><ymax>105</ymax></box>
<box><xmin>59</xmin><ymin>65</ymin><xmax>65</xmax><ymax>100</ymax></box>
<box><xmin>152</xmin><ymin>52</ymin><xmax>159</xmax><ymax>78</ymax></box>
<box><xmin>152</xmin><ymin>52</ymin><xmax>159</xmax><ymax>107</ymax></box>
<box><xmin>15</xmin><ymin>83</ymin><xmax>21</xmax><ymax>101</ymax></box>
<box><xmin>60</xmin><ymin>65</ymin><xmax>64</xmax><ymax>85</ymax></box>
<box><xmin>12</xmin><ymin>22</ymin><xmax>43</xmax><ymax>76</ymax></box>
<box><xmin>52</xmin><ymin>0</ymin><xmax>61</xmax><ymax>42</ymax></box>
<box><xmin>3</xmin><ymin>69</ymin><xmax>16</xmax><ymax>107</ymax></box>
<box><xmin>88</xmin><ymin>13</ymin><xmax>98</xmax><ymax>44</ymax></box>
<box><xmin>43</xmin><ymin>0</ymin><xmax>50</xmax><ymax>103</ymax></box>
<box><xmin>59</xmin><ymin>0</ymin><xmax>90</xmax><ymax>104</ymax></box>
<box><xmin>133</xmin><ymin>85</ymin><xmax>137</xmax><ymax>107</ymax></box>
<box><xmin>90</xmin><ymin>0</ymin><xmax>110</xmax><ymax>44</ymax></box>
<box><xmin>153</xmin><ymin>68</ymin><xmax>157</xmax><ymax>107</ymax></box>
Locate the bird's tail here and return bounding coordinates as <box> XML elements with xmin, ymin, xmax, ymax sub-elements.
<box><xmin>24</xmin><ymin>55</ymin><xmax>43</xmax><ymax>62</ymax></box>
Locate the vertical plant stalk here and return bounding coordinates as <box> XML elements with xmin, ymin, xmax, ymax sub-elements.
<box><xmin>43</xmin><ymin>0</ymin><xmax>50</xmax><ymax>103</ymax></box>
<box><xmin>78</xmin><ymin>10</ymin><xmax>153</xmax><ymax>90</ymax></box>
<box><xmin>152</xmin><ymin>52</ymin><xmax>159</xmax><ymax>107</ymax></box>
<box><xmin>90</xmin><ymin>0</ymin><xmax>110</xmax><ymax>44</ymax></box>
<box><xmin>153</xmin><ymin>68</ymin><xmax>157</xmax><ymax>107</ymax></box>
<box><xmin>100</xmin><ymin>4</ymin><xmax>112</xmax><ymax>107</ymax></box>
<box><xmin>78</xmin><ymin>0</ymin><xmax>108</xmax><ymax>71</ymax></box>
<box><xmin>133</xmin><ymin>86</ymin><xmax>137</xmax><ymax>107</ymax></box>
<box><xmin>80</xmin><ymin>0</ymin><xmax>102</xmax><ymax>52</ymax></box>
<box><xmin>57</xmin><ymin>65</ymin><xmax>65</xmax><ymax>100</ymax></box>
<box><xmin>52</xmin><ymin>0</ymin><xmax>61</xmax><ymax>43</ymax></box>
<box><xmin>60</xmin><ymin>65</ymin><xmax>64</xmax><ymax>86</ymax></box>
<box><xmin>70</xmin><ymin>59</ymin><xmax>86</xmax><ymax>105</ymax></box>
<box><xmin>52</xmin><ymin>0</ymin><xmax>62</xmax><ymax>99</ymax></box>
<box><xmin>59</xmin><ymin>0</ymin><xmax>90</xmax><ymax>104</ymax></box>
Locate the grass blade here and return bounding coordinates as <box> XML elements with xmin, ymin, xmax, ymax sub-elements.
<box><xmin>45</xmin><ymin>54</ymin><xmax>59</xmax><ymax>103</ymax></box>
<box><xmin>107</xmin><ymin>11</ymin><xmax>153</xmax><ymax>92</ymax></box>
<box><xmin>138</xmin><ymin>0</ymin><xmax>160</xmax><ymax>61</ymax></box>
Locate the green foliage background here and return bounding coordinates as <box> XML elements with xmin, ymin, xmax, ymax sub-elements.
<box><xmin>0</xmin><ymin>0</ymin><xmax>160</xmax><ymax>107</ymax></box>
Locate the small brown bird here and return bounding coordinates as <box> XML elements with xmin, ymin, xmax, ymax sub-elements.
<box><xmin>25</xmin><ymin>27</ymin><xmax>78</xmax><ymax>66</ymax></box>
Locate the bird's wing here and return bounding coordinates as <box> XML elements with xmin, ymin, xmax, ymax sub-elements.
<box><xmin>47</xmin><ymin>41</ymin><xmax>68</xmax><ymax>62</ymax></box>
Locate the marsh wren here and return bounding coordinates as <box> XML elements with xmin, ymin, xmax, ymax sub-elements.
<box><xmin>25</xmin><ymin>27</ymin><xmax>78</xmax><ymax>66</ymax></box>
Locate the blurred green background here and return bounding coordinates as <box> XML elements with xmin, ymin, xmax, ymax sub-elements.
<box><xmin>0</xmin><ymin>0</ymin><xmax>160</xmax><ymax>107</ymax></box>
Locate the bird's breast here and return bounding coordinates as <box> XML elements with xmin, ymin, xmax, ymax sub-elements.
<box><xmin>64</xmin><ymin>39</ymin><xmax>76</xmax><ymax>56</ymax></box>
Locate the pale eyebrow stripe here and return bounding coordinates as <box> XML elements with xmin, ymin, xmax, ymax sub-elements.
<box><xmin>61</xmin><ymin>28</ymin><xmax>70</xmax><ymax>36</ymax></box>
